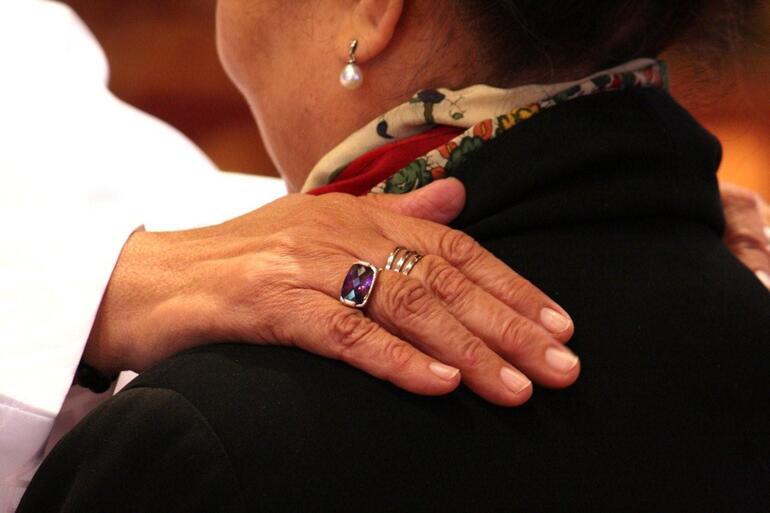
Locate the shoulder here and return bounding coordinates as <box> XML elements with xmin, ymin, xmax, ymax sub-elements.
<box><xmin>123</xmin><ymin>344</ymin><xmax>433</xmax><ymax>457</ymax></box>
<box><xmin>19</xmin><ymin>386</ymin><xmax>245</xmax><ymax>513</ymax></box>
<box><xmin>120</xmin><ymin>345</ymin><xmax>486</xmax><ymax>510</ymax></box>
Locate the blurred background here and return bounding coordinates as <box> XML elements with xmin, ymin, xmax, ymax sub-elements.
<box><xmin>62</xmin><ymin>0</ymin><xmax>769</xmax><ymax>198</ymax></box>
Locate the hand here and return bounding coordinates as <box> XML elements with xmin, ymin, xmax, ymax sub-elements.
<box><xmin>720</xmin><ymin>181</ymin><xmax>770</xmax><ymax>290</ymax></box>
<box><xmin>86</xmin><ymin>178</ymin><xmax>579</xmax><ymax>407</ymax></box>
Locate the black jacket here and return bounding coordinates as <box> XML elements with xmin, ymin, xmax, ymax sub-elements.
<box><xmin>19</xmin><ymin>88</ymin><xmax>770</xmax><ymax>513</ymax></box>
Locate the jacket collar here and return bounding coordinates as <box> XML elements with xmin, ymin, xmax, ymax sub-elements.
<box><xmin>449</xmin><ymin>88</ymin><xmax>725</xmax><ymax>239</ymax></box>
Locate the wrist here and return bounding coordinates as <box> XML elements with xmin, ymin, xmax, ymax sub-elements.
<box><xmin>84</xmin><ymin>228</ymin><xmax>158</xmax><ymax>375</ymax></box>
<box><xmin>84</xmin><ymin>226</ymin><xmax>216</xmax><ymax>375</ymax></box>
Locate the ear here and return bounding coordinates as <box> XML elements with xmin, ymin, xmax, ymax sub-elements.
<box><xmin>337</xmin><ymin>0</ymin><xmax>404</xmax><ymax>63</ymax></box>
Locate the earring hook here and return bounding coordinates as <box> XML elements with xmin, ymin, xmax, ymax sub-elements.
<box><xmin>348</xmin><ymin>39</ymin><xmax>359</xmax><ymax>64</ymax></box>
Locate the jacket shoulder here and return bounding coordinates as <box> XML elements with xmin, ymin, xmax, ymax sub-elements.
<box><xmin>19</xmin><ymin>387</ymin><xmax>245</xmax><ymax>513</ymax></box>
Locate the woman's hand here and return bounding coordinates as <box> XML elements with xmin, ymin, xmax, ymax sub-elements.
<box><xmin>86</xmin><ymin>179</ymin><xmax>578</xmax><ymax>407</ymax></box>
<box><xmin>720</xmin><ymin>181</ymin><xmax>770</xmax><ymax>289</ymax></box>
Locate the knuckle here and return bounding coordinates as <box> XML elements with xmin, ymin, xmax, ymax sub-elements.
<box><xmin>422</xmin><ymin>257</ymin><xmax>470</xmax><ymax>306</ymax></box>
<box><xmin>439</xmin><ymin>229</ymin><xmax>483</xmax><ymax>267</ymax></box>
<box><xmin>737</xmin><ymin>191</ymin><xmax>761</xmax><ymax>210</ymax></box>
<box><xmin>328</xmin><ymin>309</ymin><xmax>376</xmax><ymax>357</ymax></box>
<box><xmin>500</xmin><ymin>276</ymin><xmax>535</xmax><ymax>306</ymax></box>
<box><xmin>382</xmin><ymin>340</ymin><xmax>414</xmax><ymax>375</ymax></box>
<box><xmin>457</xmin><ymin>337</ymin><xmax>487</xmax><ymax>369</ymax></box>
<box><xmin>389</xmin><ymin>279</ymin><xmax>433</xmax><ymax>320</ymax></box>
<box><xmin>725</xmin><ymin>233</ymin><xmax>766</xmax><ymax>253</ymax></box>
<box><xmin>499</xmin><ymin>316</ymin><xmax>536</xmax><ymax>355</ymax></box>
<box><xmin>722</xmin><ymin>185</ymin><xmax>759</xmax><ymax>207</ymax></box>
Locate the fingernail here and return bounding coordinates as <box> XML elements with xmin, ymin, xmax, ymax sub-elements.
<box><xmin>545</xmin><ymin>346</ymin><xmax>580</xmax><ymax>373</ymax></box>
<box><xmin>499</xmin><ymin>367</ymin><xmax>532</xmax><ymax>394</ymax></box>
<box><xmin>540</xmin><ymin>307</ymin><xmax>572</xmax><ymax>334</ymax></box>
<box><xmin>756</xmin><ymin>270</ymin><xmax>770</xmax><ymax>289</ymax></box>
<box><xmin>429</xmin><ymin>362</ymin><xmax>460</xmax><ymax>381</ymax></box>
<box><xmin>764</xmin><ymin>226</ymin><xmax>770</xmax><ymax>242</ymax></box>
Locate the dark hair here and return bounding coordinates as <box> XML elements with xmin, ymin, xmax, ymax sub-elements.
<box><xmin>458</xmin><ymin>0</ymin><xmax>761</xmax><ymax>81</ymax></box>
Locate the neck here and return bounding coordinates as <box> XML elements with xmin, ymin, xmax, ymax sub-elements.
<box><xmin>266</xmin><ymin>3</ymin><xmax>604</xmax><ymax>191</ymax></box>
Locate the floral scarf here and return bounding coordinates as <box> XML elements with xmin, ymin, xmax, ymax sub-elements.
<box><xmin>301</xmin><ymin>58</ymin><xmax>667</xmax><ymax>195</ymax></box>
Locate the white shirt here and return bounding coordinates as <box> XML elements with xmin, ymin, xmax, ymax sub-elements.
<box><xmin>0</xmin><ymin>2</ymin><xmax>285</xmax><ymax>510</ymax></box>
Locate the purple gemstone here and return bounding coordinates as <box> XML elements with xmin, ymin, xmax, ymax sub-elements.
<box><xmin>340</xmin><ymin>263</ymin><xmax>377</xmax><ymax>308</ymax></box>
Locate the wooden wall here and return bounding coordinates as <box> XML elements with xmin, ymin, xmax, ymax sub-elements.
<box><xmin>62</xmin><ymin>0</ymin><xmax>769</xmax><ymax>198</ymax></box>
<box><xmin>62</xmin><ymin>0</ymin><xmax>276</xmax><ymax>176</ymax></box>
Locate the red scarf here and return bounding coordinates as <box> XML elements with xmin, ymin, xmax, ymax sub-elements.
<box><xmin>308</xmin><ymin>126</ymin><xmax>463</xmax><ymax>196</ymax></box>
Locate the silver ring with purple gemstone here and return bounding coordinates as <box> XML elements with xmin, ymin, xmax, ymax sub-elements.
<box><xmin>340</xmin><ymin>261</ymin><xmax>380</xmax><ymax>309</ymax></box>
<box><xmin>385</xmin><ymin>247</ymin><xmax>424</xmax><ymax>276</ymax></box>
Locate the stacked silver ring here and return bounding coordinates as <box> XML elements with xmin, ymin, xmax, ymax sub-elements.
<box><xmin>385</xmin><ymin>247</ymin><xmax>424</xmax><ymax>276</ymax></box>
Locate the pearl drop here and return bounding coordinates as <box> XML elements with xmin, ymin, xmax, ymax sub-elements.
<box><xmin>340</xmin><ymin>63</ymin><xmax>363</xmax><ymax>90</ymax></box>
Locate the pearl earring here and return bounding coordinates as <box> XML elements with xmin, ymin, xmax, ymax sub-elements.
<box><xmin>340</xmin><ymin>39</ymin><xmax>363</xmax><ymax>90</ymax></box>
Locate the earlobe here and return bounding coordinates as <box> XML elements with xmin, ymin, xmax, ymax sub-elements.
<box><xmin>339</xmin><ymin>0</ymin><xmax>404</xmax><ymax>63</ymax></box>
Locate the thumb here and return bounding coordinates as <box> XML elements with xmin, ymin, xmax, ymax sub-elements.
<box><xmin>364</xmin><ymin>178</ymin><xmax>467</xmax><ymax>225</ymax></box>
